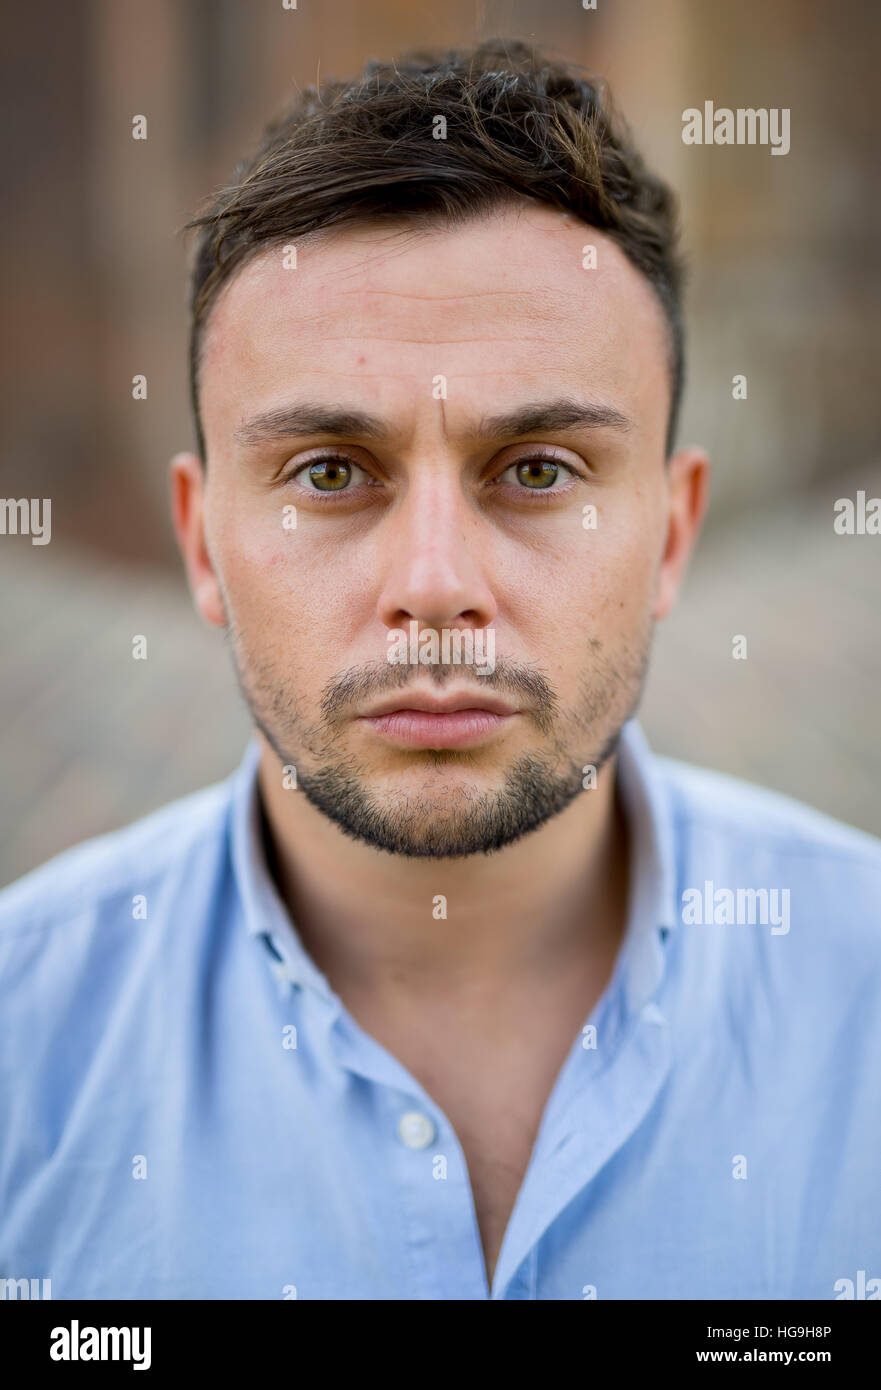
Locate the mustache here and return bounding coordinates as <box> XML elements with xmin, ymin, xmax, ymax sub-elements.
<box><xmin>319</xmin><ymin>656</ymin><xmax>558</xmax><ymax>736</ymax></box>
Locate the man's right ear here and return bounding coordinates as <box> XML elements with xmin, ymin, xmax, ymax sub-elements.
<box><xmin>169</xmin><ymin>452</ymin><xmax>227</xmax><ymax>628</ymax></box>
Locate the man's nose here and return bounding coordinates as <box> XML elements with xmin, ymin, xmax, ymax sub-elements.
<box><xmin>375</xmin><ymin>477</ymin><xmax>498</xmax><ymax>633</ymax></box>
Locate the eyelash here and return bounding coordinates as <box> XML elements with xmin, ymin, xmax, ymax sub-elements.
<box><xmin>284</xmin><ymin>453</ymin><xmax>581</xmax><ymax>502</ymax></box>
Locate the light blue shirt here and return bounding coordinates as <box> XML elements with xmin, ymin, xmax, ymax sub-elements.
<box><xmin>2</xmin><ymin>720</ymin><xmax>880</xmax><ymax>1300</ymax></box>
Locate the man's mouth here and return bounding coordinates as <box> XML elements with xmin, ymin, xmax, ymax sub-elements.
<box><xmin>357</xmin><ymin>691</ymin><xmax>518</xmax><ymax>749</ymax></box>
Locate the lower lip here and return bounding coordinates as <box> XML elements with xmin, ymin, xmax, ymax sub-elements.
<box><xmin>360</xmin><ymin>708</ymin><xmax>513</xmax><ymax>748</ymax></box>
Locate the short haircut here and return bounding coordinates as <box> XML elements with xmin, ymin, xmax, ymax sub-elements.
<box><xmin>185</xmin><ymin>37</ymin><xmax>686</xmax><ymax>462</ymax></box>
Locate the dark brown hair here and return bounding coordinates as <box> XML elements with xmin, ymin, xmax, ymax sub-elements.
<box><xmin>185</xmin><ymin>37</ymin><xmax>686</xmax><ymax>460</ymax></box>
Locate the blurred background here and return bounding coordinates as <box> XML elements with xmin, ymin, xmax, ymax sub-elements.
<box><xmin>1</xmin><ymin>0</ymin><xmax>879</xmax><ymax>887</ymax></box>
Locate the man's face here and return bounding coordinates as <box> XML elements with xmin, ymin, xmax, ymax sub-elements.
<box><xmin>174</xmin><ymin>202</ymin><xmax>707</xmax><ymax>857</ymax></box>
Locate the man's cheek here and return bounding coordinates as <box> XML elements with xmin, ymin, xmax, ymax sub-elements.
<box><xmin>567</xmin><ymin>540</ymin><xmax>649</xmax><ymax>621</ymax></box>
<box><xmin>602</xmin><ymin>526</ymin><xmax>659</xmax><ymax>600</ymax></box>
<box><xmin>221</xmin><ymin>524</ymin><xmax>301</xmax><ymax>600</ymax></box>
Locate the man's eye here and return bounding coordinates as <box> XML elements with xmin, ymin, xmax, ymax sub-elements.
<box><xmin>502</xmin><ymin>458</ymin><xmax>570</xmax><ymax>490</ymax></box>
<box><xmin>294</xmin><ymin>457</ymin><xmax>366</xmax><ymax>491</ymax></box>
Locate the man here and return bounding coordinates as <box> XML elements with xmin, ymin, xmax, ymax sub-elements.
<box><xmin>1</xmin><ymin>39</ymin><xmax>879</xmax><ymax>1302</ymax></box>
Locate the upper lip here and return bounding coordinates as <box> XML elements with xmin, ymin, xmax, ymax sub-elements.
<box><xmin>360</xmin><ymin>691</ymin><xmax>517</xmax><ymax>718</ymax></box>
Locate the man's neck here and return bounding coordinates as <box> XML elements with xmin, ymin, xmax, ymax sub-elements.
<box><xmin>255</xmin><ymin>737</ymin><xmax>631</xmax><ymax>1010</ymax></box>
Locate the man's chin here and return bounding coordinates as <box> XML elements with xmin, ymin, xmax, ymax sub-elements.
<box><xmin>294</xmin><ymin>751</ymin><xmax>586</xmax><ymax>859</ymax></box>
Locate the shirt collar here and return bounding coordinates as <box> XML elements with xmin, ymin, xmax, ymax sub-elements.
<box><xmin>615</xmin><ymin>717</ymin><xmax>678</xmax><ymax>936</ymax></box>
<box><xmin>229</xmin><ymin>716</ymin><xmax>678</xmax><ymax>1008</ymax></box>
<box><xmin>612</xmin><ymin>717</ymin><xmax>679</xmax><ymax>1014</ymax></box>
<box><xmin>230</xmin><ymin>738</ymin><xmax>335</xmax><ymax>1000</ymax></box>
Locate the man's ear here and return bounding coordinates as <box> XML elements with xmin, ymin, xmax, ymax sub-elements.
<box><xmin>652</xmin><ymin>445</ymin><xmax>711</xmax><ymax>622</ymax></box>
<box><xmin>169</xmin><ymin>452</ymin><xmax>226</xmax><ymax>628</ymax></box>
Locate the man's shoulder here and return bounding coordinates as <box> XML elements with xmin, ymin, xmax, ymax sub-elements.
<box><xmin>654</xmin><ymin>748</ymin><xmax>881</xmax><ymax>867</ymax></box>
<box><xmin>0</xmin><ymin>767</ymin><xmax>238</xmax><ymax>943</ymax></box>
<box><xmin>651</xmin><ymin>747</ymin><xmax>881</xmax><ymax>946</ymax></box>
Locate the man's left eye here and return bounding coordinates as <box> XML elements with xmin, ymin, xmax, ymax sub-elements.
<box><xmin>503</xmin><ymin>459</ymin><xmax>569</xmax><ymax>490</ymax></box>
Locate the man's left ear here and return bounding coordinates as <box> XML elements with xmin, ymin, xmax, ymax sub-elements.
<box><xmin>652</xmin><ymin>445</ymin><xmax>711</xmax><ymax>622</ymax></box>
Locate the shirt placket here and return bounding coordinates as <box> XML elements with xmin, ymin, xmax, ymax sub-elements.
<box><xmin>328</xmin><ymin>1005</ymin><xmax>492</xmax><ymax>1300</ymax></box>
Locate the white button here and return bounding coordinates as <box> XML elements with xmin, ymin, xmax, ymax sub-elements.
<box><xmin>269</xmin><ymin>958</ymin><xmax>298</xmax><ymax>993</ymax></box>
<box><xmin>398</xmin><ymin>1111</ymin><xmax>435</xmax><ymax>1149</ymax></box>
<box><xmin>640</xmin><ymin>1002</ymin><xmax>665</xmax><ymax>1026</ymax></box>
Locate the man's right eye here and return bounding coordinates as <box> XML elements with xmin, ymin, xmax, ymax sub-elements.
<box><xmin>291</xmin><ymin>456</ymin><xmax>368</xmax><ymax>491</ymax></box>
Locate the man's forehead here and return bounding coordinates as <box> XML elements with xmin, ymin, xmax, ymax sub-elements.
<box><xmin>198</xmin><ymin>206</ymin><xmax>670</xmax><ymax>438</ymax></box>
<box><xmin>205</xmin><ymin>208</ymin><xmax>662</xmax><ymax>349</ymax></box>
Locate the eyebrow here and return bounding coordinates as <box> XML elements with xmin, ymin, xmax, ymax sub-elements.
<box><xmin>233</xmin><ymin>397</ymin><xmax>633</xmax><ymax>447</ymax></box>
<box><xmin>478</xmin><ymin>399</ymin><xmax>633</xmax><ymax>438</ymax></box>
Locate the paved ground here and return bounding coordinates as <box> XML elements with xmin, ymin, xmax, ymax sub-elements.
<box><xmin>1</xmin><ymin>461</ymin><xmax>879</xmax><ymax>889</ymax></box>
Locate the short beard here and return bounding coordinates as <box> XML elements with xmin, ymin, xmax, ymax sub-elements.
<box><xmin>266</xmin><ymin>738</ymin><xmax>622</xmax><ymax>860</ymax></box>
<box><xmin>224</xmin><ymin>616</ymin><xmax>652</xmax><ymax>860</ymax></box>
